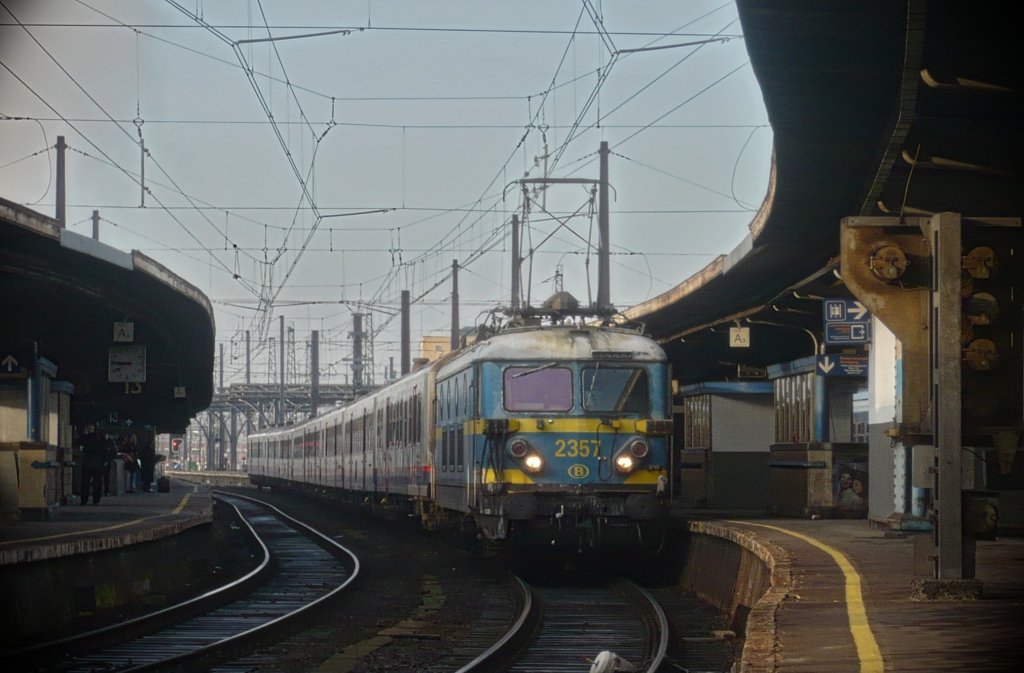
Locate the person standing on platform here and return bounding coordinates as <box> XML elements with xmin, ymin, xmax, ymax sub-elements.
<box><xmin>138</xmin><ymin>434</ymin><xmax>157</xmax><ymax>493</ymax></box>
<box><xmin>120</xmin><ymin>433</ymin><xmax>139</xmax><ymax>493</ymax></box>
<box><xmin>77</xmin><ymin>423</ymin><xmax>106</xmax><ymax>505</ymax></box>
<box><xmin>102</xmin><ymin>433</ymin><xmax>118</xmax><ymax>496</ymax></box>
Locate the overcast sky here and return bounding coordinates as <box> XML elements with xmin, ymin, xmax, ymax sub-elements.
<box><xmin>0</xmin><ymin>0</ymin><xmax>771</xmax><ymax>387</ymax></box>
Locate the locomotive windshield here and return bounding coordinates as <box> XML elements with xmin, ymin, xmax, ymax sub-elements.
<box><xmin>503</xmin><ymin>365</ymin><xmax>573</xmax><ymax>411</ymax></box>
<box><xmin>582</xmin><ymin>366</ymin><xmax>650</xmax><ymax>414</ymax></box>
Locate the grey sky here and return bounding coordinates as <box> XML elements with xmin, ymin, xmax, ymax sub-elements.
<box><xmin>0</xmin><ymin>0</ymin><xmax>771</xmax><ymax>386</ymax></box>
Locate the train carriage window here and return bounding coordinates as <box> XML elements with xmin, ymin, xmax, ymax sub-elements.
<box><xmin>456</xmin><ymin>425</ymin><xmax>464</xmax><ymax>471</ymax></box>
<box><xmin>414</xmin><ymin>392</ymin><xmax>421</xmax><ymax>443</ymax></box>
<box><xmin>582</xmin><ymin>367</ymin><xmax>650</xmax><ymax>414</ymax></box>
<box><xmin>503</xmin><ymin>365</ymin><xmax>573</xmax><ymax>412</ymax></box>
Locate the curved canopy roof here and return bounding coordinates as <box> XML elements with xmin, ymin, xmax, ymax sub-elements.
<box><xmin>0</xmin><ymin>198</ymin><xmax>215</xmax><ymax>433</ymax></box>
<box><xmin>624</xmin><ymin>0</ymin><xmax>1022</xmax><ymax>383</ymax></box>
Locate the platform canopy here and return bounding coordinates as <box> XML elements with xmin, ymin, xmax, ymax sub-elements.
<box><xmin>0</xmin><ymin>198</ymin><xmax>214</xmax><ymax>433</ymax></box>
<box><xmin>624</xmin><ymin>1</ymin><xmax>1022</xmax><ymax>384</ymax></box>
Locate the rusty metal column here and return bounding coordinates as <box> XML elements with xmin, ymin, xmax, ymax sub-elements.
<box><xmin>840</xmin><ymin>217</ymin><xmax>932</xmax><ymax>436</ymax></box>
<box><xmin>929</xmin><ymin>213</ymin><xmax>964</xmax><ymax>578</ymax></box>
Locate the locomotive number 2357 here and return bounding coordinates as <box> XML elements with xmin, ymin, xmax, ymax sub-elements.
<box><xmin>554</xmin><ymin>438</ymin><xmax>601</xmax><ymax>458</ymax></box>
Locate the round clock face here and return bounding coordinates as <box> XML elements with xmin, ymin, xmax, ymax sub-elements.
<box><xmin>108</xmin><ymin>345</ymin><xmax>147</xmax><ymax>383</ymax></box>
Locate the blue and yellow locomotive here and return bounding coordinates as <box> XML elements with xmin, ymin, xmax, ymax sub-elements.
<box><xmin>248</xmin><ymin>318</ymin><xmax>673</xmax><ymax>553</ymax></box>
<box><xmin>433</xmin><ymin>323</ymin><xmax>672</xmax><ymax>550</ymax></box>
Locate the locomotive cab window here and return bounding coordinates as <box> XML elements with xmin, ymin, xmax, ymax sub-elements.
<box><xmin>582</xmin><ymin>366</ymin><xmax>650</xmax><ymax>415</ymax></box>
<box><xmin>503</xmin><ymin>364</ymin><xmax>573</xmax><ymax>412</ymax></box>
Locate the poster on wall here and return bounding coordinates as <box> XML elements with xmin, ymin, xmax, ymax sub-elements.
<box><xmin>833</xmin><ymin>461</ymin><xmax>868</xmax><ymax>516</ymax></box>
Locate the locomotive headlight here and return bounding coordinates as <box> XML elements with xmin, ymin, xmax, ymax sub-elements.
<box><xmin>523</xmin><ymin>453</ymin><xmax>545</xmax><ymax>473</ymax></box>
<box><xmin>508</xmin><ymin>437</ymin><xmax>530</xmax><ymax>458</ymax></box>
<box><xmin>628</xmin><ymin>438</ymin><xmax>649</xmax><ymax>459</ymax></box>
<box><xmin>614</xmin><ymin>438</ymin><xmax>648</xmax><ymax>474</ymax></box>
<box><xmin>614</xmin><ymin>453</ymin><xmax>636</xmax><ymax>473</ymax></box>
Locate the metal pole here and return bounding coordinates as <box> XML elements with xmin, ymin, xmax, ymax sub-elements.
<box><xmin>310</xmin><ymin>330</ymin><xmax>319</xmax><ymax>418</ymax></box>
<box><xmin>219</xmin><ymin>342</ymin><xmax>224</xmax><ymax>391</ymax></box>
<box><xmin>206</xmin><ymin>413</ymin><xmax>216</xmax><ymax>471</ymax></box>
<box><xmin>352</xmin><ymin>313</ymin><xmax>363</xmax><ymax>389</ymax></box>
<box><xmin>597</xmin><ymin>140</ymin><xmax>610</xmax><ymax>310</ymax></box>
<box><xmin>27</xmin><ymin>365</ymin><xmax>41</xmax><ymax>441</ymax></box>
<box><xmin>401</xmin><ymin>290</ymin><xmax>411</xmax><ymax>376</ymax></box>
<box><xmin>140</xmin><ymin>137</ymin><xmax>146</xmax><ymax>207</ymax></box>
<box><xmin>279</xmin><ymin>316</ymin><xmax>285</xmax><ymax>425</ymax></box>
<box><xmin>230</xmin><ymin>407</ymin><xmax>238</xmax><ymax>471</ymax></box>
<box><xmin>511</xmin><ymin>214</ymin><xmax>520</xmax><ymax>311</ymax></box>
<box><xmin>56</xmin><ymin>135</ymin><xmax>66</xmax><ymax>227</ymax></box>
<box><xmin>245</xmin><ymin>330</ymin><xmax>251</xmax><ymax>384</ymax></box>
<box><xmin>451</xmin><ymin>260</ymin><xmax>460</xmax><ymax>351</ymax></box>
<box><xmin>91</xmin><ymin>210</ymin><xmax>100</xmax><ymax>240</ymax></box>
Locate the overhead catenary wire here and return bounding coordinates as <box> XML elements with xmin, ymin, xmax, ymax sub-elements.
<box><xmin>1</xmin><ymin>1</ymin><xmax>764</xmax><ymax>388</ymax></box>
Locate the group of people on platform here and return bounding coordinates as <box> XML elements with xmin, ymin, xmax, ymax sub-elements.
<box><xmin>76</xmin><ymin>424</ymin><xmax>158</xmax><ymax>506</ymax></box>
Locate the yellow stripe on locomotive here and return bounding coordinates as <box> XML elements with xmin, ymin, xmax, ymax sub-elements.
<box><xmin>452</xmin><ymin>416</ymin><xmax>671</xmax><ymax>488</ymax></box>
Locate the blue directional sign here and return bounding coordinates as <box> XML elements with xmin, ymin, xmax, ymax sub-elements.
<box><xmin>817</xmin><ymin>353</ymin><xmax>869</xmax><ymax>377</ymax></box>
<box><xmin>823</xmin><ymin>298</ymin><xmax>872</xmax><ymax>345</ymax></box>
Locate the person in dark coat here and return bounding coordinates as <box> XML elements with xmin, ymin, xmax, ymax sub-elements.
<box><xmin>102</xmin><ymin>434</ymin><xmax>118</xmax><ymax>496</ymax></box>
<box><xmin>120</xmin><ymin>433</ymin><xmax>140</xmax><ymax>493</ymax></box>
<box><xmin>138</xmin><ymin>434</ymin><xmax>157</xmax><ymax>493</ymax></box>
<box><xmin>77</xmin><ymin>423</ymin><xmax>107</xmax><ymax>505</ymax></box>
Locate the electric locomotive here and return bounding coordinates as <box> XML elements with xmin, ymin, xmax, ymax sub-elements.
<box><xmin>434</xmin><ymin>322</ymin><xmax>672</xmax><ymax>551</ymax></box>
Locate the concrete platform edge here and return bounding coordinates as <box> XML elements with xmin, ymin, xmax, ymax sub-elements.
<box><xmin>0</xmin><ymin>507</ymin><xmax>213</xmax><ymax>565</ymax></box>
<box><xmin>686</xmin><ymin>520</ymin><xmax>792</xmax><ymax>673</ymax></box>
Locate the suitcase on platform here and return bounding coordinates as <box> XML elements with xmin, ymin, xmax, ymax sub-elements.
<box><xmin>157</xmin><ymin>476</ymin><xmax>170</xmax><ymax>493</ymax></box>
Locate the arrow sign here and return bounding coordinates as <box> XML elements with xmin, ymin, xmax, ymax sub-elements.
<box><xmin>1</xmin><ymin>355</ymin><xmax>17</xmax><ymax>372</ymax></box>
<box><xmin>817</xmin><ymin>353</ymin><xmax>869</xmax><ymax>377</ymax></box>
<box><xmin>823</xmin><ymin>298</ymin><xmax>872</xmax><ymax>344</ymax></box>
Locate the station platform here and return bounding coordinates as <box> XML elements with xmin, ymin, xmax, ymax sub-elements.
<box><xmin>695</xmin><ymin>516</ymin><xmax>1024</xmax><ymax>673</ymax></box>
<box><xmin>0</xmin><ymin>478</ymin><xmax>213</xmax><ymax>565</ymax></box>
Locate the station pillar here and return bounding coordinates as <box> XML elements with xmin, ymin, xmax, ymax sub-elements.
<box><xmin>840</xmin><ymin>213</ymin><xmax>1022</xmax><ymax>583</ymax></box>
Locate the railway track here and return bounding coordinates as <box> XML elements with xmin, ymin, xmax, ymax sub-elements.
<box><xmin>6</xmin><ymin>492</ymin><xmax>359</xmax><ymax>673</ymax></box>
<box><xmin>437</xmin><ymin>577</ymin><xmax>668</xmax><ymax>673</ymax></box>
<box><xmin>507</xmin><ymin>581</ymin><xmax>668</xmax><ymax>673</ymax></box>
